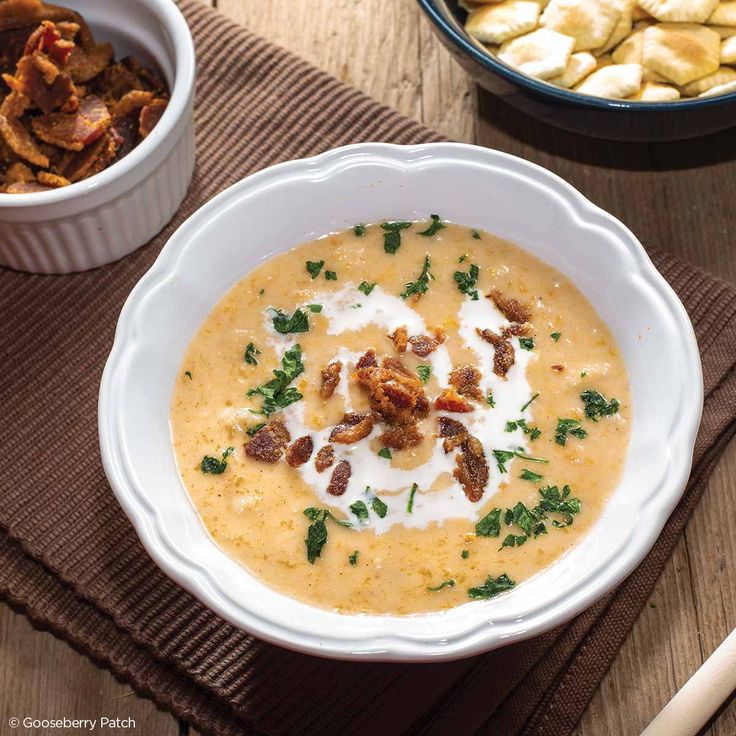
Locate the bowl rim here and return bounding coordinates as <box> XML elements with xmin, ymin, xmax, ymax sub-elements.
<box><xmin>99</xmin><ymin>142</ymin><xmax>703</xmax><ymax>661</ymax></box>
<box><xmin>0</xmin><ymin>0</ymin><xmax>196</xmax><ymax>209</ymax></box>
<box><xmin>417</xmin><ymin>0</ymin><xmax>736</xmax><ymax>112</ymax></box>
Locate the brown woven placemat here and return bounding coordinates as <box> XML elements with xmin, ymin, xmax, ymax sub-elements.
<box><xmin>1</xmin><ymin>2</ymin><xmax>736</xmax><ymax>735</ymax></box>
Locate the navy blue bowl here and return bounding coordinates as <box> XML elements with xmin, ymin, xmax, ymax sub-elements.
<box><xmin>417</xmin><ymin>0</ymin><xmax>736</xmax><ymax>142</ymax></box>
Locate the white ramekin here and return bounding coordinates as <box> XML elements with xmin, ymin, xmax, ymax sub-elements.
<box><xmin>99</xmin><ymin>143</ymin><xmax>703</xmax><ymax>662</ymax></box>
<box><xmin>0</xmin><ymin>0</ymin><xmax>196</xmax><ymax>273</ymax></box>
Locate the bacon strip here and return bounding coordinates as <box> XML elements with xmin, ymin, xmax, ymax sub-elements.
<box><xmin>0</xmin><ymin>92</ymin><xmax>49</xmax><ymax>166</ymax></box>
<box><xmin>3</xmin><ymin>52</ymin><xmax>77</xmax><ymax>112</ymax></box>
<box><xmin>31</xmin><ymin>93</ymin><xmax>110</xmax><ymax>150</ymax></box>
<box><xmin>139</xmin><ymin>98</ymin><xmax>167</xmax><ymax>138</ymax></box>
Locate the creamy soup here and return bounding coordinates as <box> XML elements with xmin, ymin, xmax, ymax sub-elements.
<box><xmin>171</xmin><ymin>219</ymin><xmax>630</xmax><ymax>615</ymax></box>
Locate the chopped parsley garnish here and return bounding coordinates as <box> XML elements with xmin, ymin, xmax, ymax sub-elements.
<box><xmin>487</xmin><ymin>393</ymin><xmax>496</xmax><ymax>408</ymax></box>
<box><xmin>378</xmin><ymin>447</ymin><xmax>392</xmax><ymax>460</ymax></box>
<box><xmin>468</xmin><ymin>573</ymin><xmax>515</xmax><ymax>599</ymax></box>
<box><xmin>400</xmin><ymin>254</ymin><xmax>434</xmax><ymax>299</ymax></box>
<box><xmin>581</xmin><ymin>371</ymin><xmax>588</xmax><ymax>378</ymax></box>
<box><xmin>461</xmin><ymin>549</ymin><xmax>470</xmax><ymax>559</ymax></box>
<box><xmin>418</xmin><ymin>214</ymin><xmax>445</xmax><ymax>237</ymax></box>
<box><xmin>472</xmin><ymin>230</ymin><xmax>481</xmax><ymax>240</ymax></box>
<box><xmin>492</xmin><ymin>450</ymin><xmax>515</xmax><ymax>473</ymax></box>
<box><xmin>258</xmin><ymin>288</ymin><xmax>265</xmax><ymax>296</ymax></box>
<box><xmin>247</xmin><ymin>344</ymin><xmax>304</xmax><ymax>415</ymax></box>
<box><xmin>509</xmin><ymin>501</ymin><xmax>539</xmax><ymax>537</ymax></box>
<box><xmin>536</xmin><ymin>484</ymin><xmax>581</xmax><ymax>527</ymax></box>
<box><xmin>354</xmin><ymin>224</ymin><xmax>366</xmax><ymax>237</ymax></box>
<box><xmin>305</xmin><ymin>511</ymin><xmax>328</xmax><ymax>564</ymax></box>
<box><xmin>307</xmin><ymin>304</ymin><xmax>323</xmax><ymax>313</ymax></box>
<box><xmin>306</xmin><ymin>260</ymin><xmax>324</xmax><ymax>279</ymax></box>
<box><xmin>581</xmin><ymin>389</ymin><xmax>620</xmax><ymax>421</ymax></box>
<box><xmin>453</xmin><ymin>263</ymin><xmax>480</xmax><ymax>301</ymax></box>
<box><xmin>459</xmin><ymin>254</ymin><xmax>468</xmax><ymax>263</ymax></box>
<box><xmin>476</xmin><ymin>507</ymin><xmax>501</xmax><ymax>537</ymax></box>
<box><xmin>325</xmin><ymin>270</ymin><xmax>337</xmax><ymax>281</ymax></box>
<box><xmin>244</xmin><ymin>342</ymin><xmax>261</xmax><ymax>365</ymax></box>
<box><xmin>349</xmin><ymin>500</ymin><xmax>370</xmax><ymax>522</ymax></box>
<box><xmin>303</xmin><ymin>507</ymin><xmax>353</xmax><ymax>564</ymax></box>
<box><xmin>493</xmin><ymin>448</ymin><xmax>549</xmax><ymax>473</ymax></box>
<box><xmin>427</xmin><ymin>579</ymin><xmax>455</xmax><ymax>592</ymax></box>
<box><xmin>555</xmin><ymin>418</ymin><xmax>588</xmax><ymax>446</ymax></box>
<box><xmin>349</xmin><ymin>550</ymin><xmax>359</xmax><ymax>565</ymax></box>
<box><xmin>519</xmin><ymin>337</ymin><xmax>535</xmax><ymax>351</ymax></box>
<box><xmin>184</xmin><ymin>370</ymin><xmax>192</xmax><ymax>380</ymax></box>
<box><xmin>200</xmin><ymin>447</ymin><xmax>234</xmax><ymax>475</ymax></box>
<box><xmin>246</xmin><ymin>422</ymin><xmax>266</xmax><ymax>437</ymax></box>
<box><xmin>270</xmin><ymin>307</ymin><xmax>309</xmax><ymax>334</ymax></box>
<box><xmin>416</xmin><ymin>365</ymin><xmax>431</xmax><ymax>383</ymax></box>
<box><xmin>407</xmin><ymin>483</ymin><xmax>418</xmax><ymax>513</ymax></box>
<box><xmin>551</xmin><ymin>332</ymin><xmax>561</xmax><ymax>342</ymax></box>
<box><xmin>520</xmin><ymin>392</ymin><xmax>540</xmax><ymax>412</ymax></box>
<box><xmin>520</xmin><ymin>468</ymin><xmax>543</xmax><ymax>482</ymax></box>
<box><xmin>304</xmin><ymin>507</ymin><xmax>352</xmax><ymax>528</ymax></box>
<box><xmin>358</xmin><ymin>281</ymin><xmax>377</xmax><ymax>295</ymax></box>
<box><xmin>382</xmin><ymin>221</ymin><xmax>411</xmax><ymax>254</ymax></box>
<box><xmin>514</xmin><ymin>450</ymin><xmax>549</xmax><ymax>464</ymax></box>
<box><xmin>505</xmin><ymin>419</ymin><xmax>542</xmax><ymax>441</ymax></box>
<box><xmin>501</xmin><ymin>534</ymin><xmax>528</xmax><ymax>549</ymax></box>
<box><xmin>371</xmin><ymin>496</ymin><xmax>388</xmax><ymax>519</ymax></box>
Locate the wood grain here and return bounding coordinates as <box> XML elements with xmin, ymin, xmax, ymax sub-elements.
<box><xmin>0</xmin><ymin>607</ymin><xmax>178</xmax><ymax>735</ymax></box>
<box><xmin>2</xmin><ymin>1</ymin><xmax>733</xmax><ymax>735</ymax></box>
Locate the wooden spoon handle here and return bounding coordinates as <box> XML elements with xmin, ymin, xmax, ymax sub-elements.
<box><xmin>641</xmin><ymin>628</ymin><xmax>736</xmax><ymax>736</ymax></box>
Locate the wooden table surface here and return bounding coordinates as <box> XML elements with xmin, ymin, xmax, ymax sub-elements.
<box><xmin>2</xmin><ymin>2</ymin><xmax>735</xmax><ymax>735</ymax></box>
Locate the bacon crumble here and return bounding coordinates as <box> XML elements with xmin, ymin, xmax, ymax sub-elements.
<box><xmin>477</xmin><ymin>328</ymin><xmax>516</xmax><ymax>378</ymax></box>
<box><xmin>355</xmin><ymin>355</ymin><xmax>428</xmax><ymax>424</ymax></box>
<box><xmin>314</xmin><ymin>445</ymin><xmax>335</xmax><ymax>473</ymax></box>
<box><xmin>453</xmin><ymin>434</ymin><xmax>489</xmax><ymax>503</ymax></box>
<box><xmin>488</xmin><ymin>289</ymin><xmax>531</xmax><ymax>325</ymax></box>
<box><xmin>329</xmin><ymin>412</ymin><xmax>375</xmax><ymax>444</ymax></box>
<box><xmin>285</xmin><ymin>435</ymin><xmax>314</xmax><ymax>468</ymax></box>
<box><xmin>449</xmin><ymin>365</ymin><xmax>483</xmax><ymax>401</ymax></box>
<box><xmin>388</xmin><ymin>326</ymin><xmax>408</xmax><ymax>353</ymax></box>
<box><xmin>435</xmin><ymin>387</ymin><xmax>474</xmax><ymax>413</ymax></box>
<box><xmin>319</xmin><ymin>360</ymin><xmax>342</xmax><ymax>400</ymax></box>
<box><xmin>379</xmin><ymin>422</ymin><xmax>423</xmax><ymax>450</ymax></box>
<box><xmin>0</xmin><ymin>5</ymin><xmax>169</xmax><ymax>194</ymax></box>
<box><xmin>326</xmin><ymin>459</ymin><xmax>351</xmax><ymax>496</ymax></box>
<box><xmin>408</xmin><ymin>328</ymin><xmax>445</xmax><ymax>358</ymax></box>
<box><xmin>245</xmin><ymin>421</ymin><xmax>291</xmax><ymax>464</ymax></box>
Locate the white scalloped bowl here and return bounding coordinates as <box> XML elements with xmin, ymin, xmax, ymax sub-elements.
<box><xmin>99</xmin><ymin>143</ymin><xmax>702</xmax><ymax>662</ymax></box>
